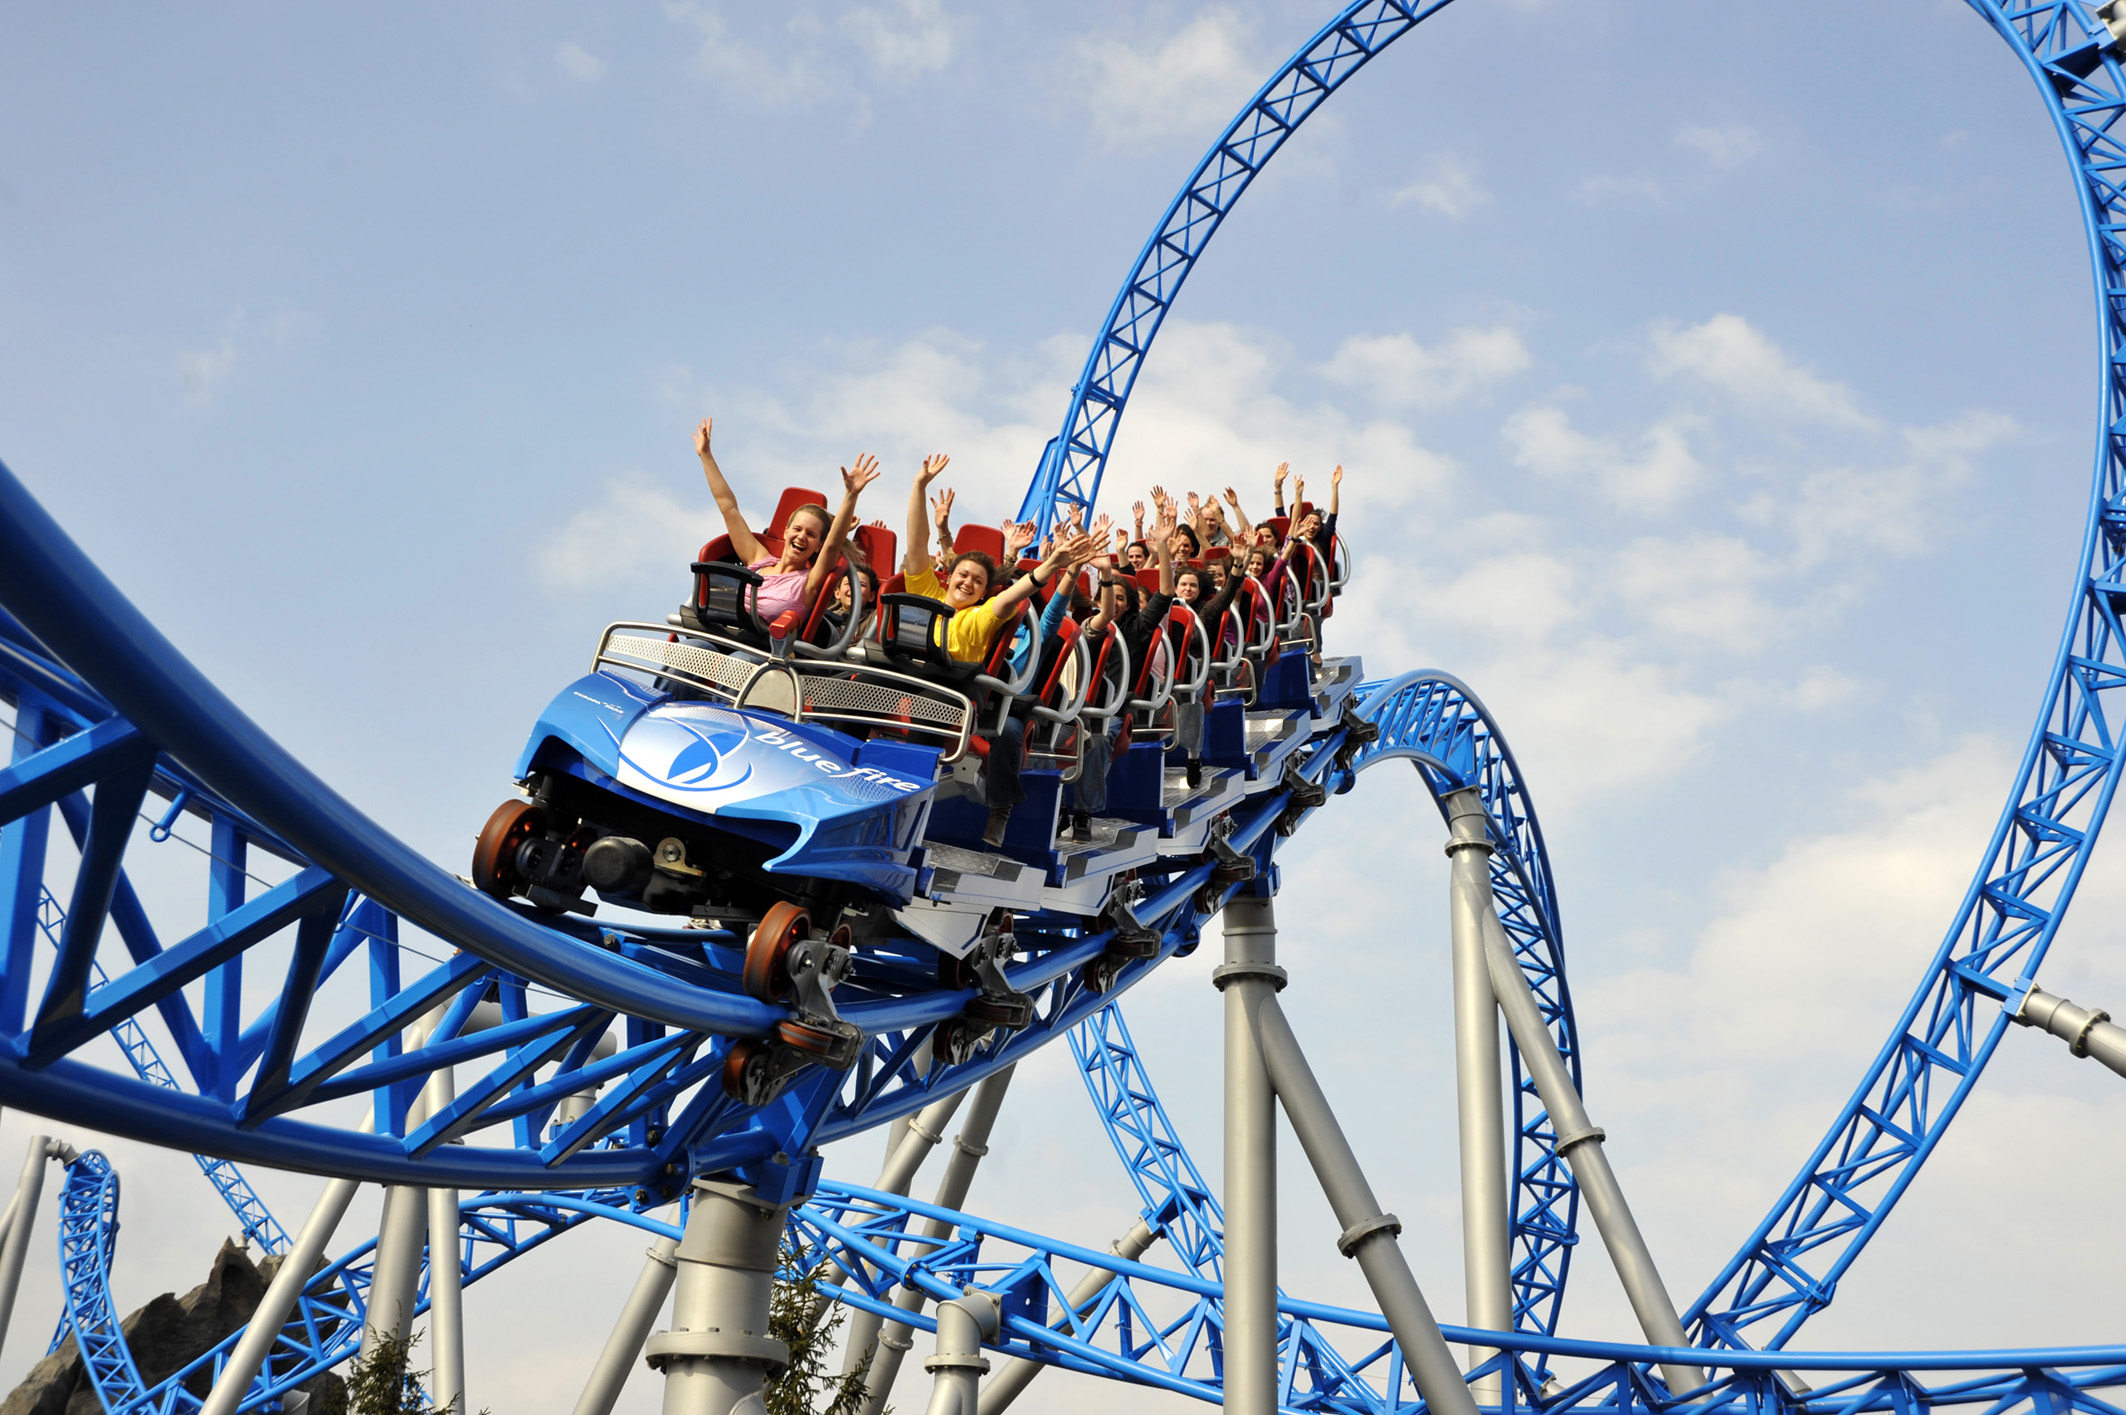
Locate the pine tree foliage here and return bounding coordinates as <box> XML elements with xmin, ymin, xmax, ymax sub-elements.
<box><xmin>764</xmin><ymin>1237</ymin><xmax>878</xmax><ymax>1415</ymax></box>
<box><xmin>344</xmin><ymin>1329</ymin><xmax>458</xmax><ymax>1415</ymax></box>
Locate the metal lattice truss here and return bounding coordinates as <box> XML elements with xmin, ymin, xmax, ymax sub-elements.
<box><xmin>1687</xmin><ymin>0</ymin><xmax>2126</xmax><ymax>1352</ymax></box>
<box><xmin>1018</xmin><ymin>0</ymin><xmax>1455</xmax><ymax>530</ymax></box>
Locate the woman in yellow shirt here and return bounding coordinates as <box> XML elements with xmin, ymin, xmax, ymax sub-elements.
<box><xmin>902</xmin><ymin>453</ymin><xmax>1086</xmax><ymax>847</ymax></box>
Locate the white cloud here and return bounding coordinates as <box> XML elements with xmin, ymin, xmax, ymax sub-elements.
<box><xmin>175</xmin><ymin>338</ymin><xmax>236</xmax><ymax>410</ymax></box>
<box><xmin>1388</xmin><ymin>156</ymin><xmax>1490</xmax><ymax>219</ymax></box>
<box><xmin>1675</xmin><ymin>121</ymin><xmax>1763</xmax><ymax>170</ymax></box>
<box><xmin>1778</xmin><ymin>409</ymin><xmax>2015</xmax><ymax>567</ymax></box>
<box><xmin>1588</xmin><ymin>736</ymin><xmax>2013</xmax><ymax>1066</ymax></box>
<box><xmin>1319</xmin><ymin>326</ymin><xmax>1530</xmax><ymax>410</ymax></box>
<box><xmin>536</xmin><ymin>478</ymin><xmax>708</xmax><ymax>591</ymax></box>
<box><xmin>840</xmin><ymin>0</ymin><xmax>958</xmax><ymax>79</ymax></box>
<box><xmin>1611</xmin><ymin>532</ymin><xmax>1789</xmax><ymax>653</ymax></box>
<box><xmin>1503</xmin><ymin>404</ymin><xmax>1705</xmax><ymax>510</ymax></box>
<box><xmin>555</xmin><ymin>41</ymin><xmax>608</xmax><ymax>83</ymax></box>
<box><xmin>1062</xmin><ymin>8</ymin><xmax>1258</xmax><ymax>150</ymax></box>
<box><xmin>667</xmin><ymin>4</ymin><xmax>834</xmax><ymax>108</ymax></box>
<box><xmin>1649</xmin><ymin>313</ymin><xmax>1876</xmax><ymax>431</ymax></box>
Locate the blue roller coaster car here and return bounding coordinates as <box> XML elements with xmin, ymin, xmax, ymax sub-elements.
<box><xmin>473</xmin><ymin>618</ymin><xmax>977</xmax><ymax>924</ymax></box>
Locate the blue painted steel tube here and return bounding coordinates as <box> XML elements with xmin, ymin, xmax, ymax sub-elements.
<box><xmin>0</xmin><ymin>460</ymin><xmax>780</xmax><ymax>1041</ymax></box>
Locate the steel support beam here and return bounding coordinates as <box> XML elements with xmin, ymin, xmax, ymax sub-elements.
<box><xmin>571</xmin><ymin>1234</ymin><xmax>680</xmax><ymax>1415</ymax></box>
<box><xmin>1443</xmin><ymin>789</ymin><xmax>1512</xmax><ymax>1395</ymax></box>
<box><xmin>422</xmin><ymin>1052</ymin><xmax>464</xmax><ymax>1415</ymax></box>
<box><xmin>645</xmin><ymin>1180</ymin><xmax>789</xmax><ymax>1415</ymax></box>
<box><xmin>1214</xmin><ymin>896</ymin><xmax>1280</xmax><ymax>1415</ymax></box>
<box><xmin>976</xmin><ymin>1215</ymin><xmax>1158</xmax><ymax>1414</ymax></box>
<box><xmin>1250</xmin><ymin>995</ymin><xmax>1480</xmax><ymax>1415</ymax></box>
<box><xmin>2016</xmin><ymin>987</ymin><xmax>2126</xmax><ymax>1077</ymax></box>
<box><xmin>921</xmin><ymin>1293</ymin><xmax>999</xmax><ymax>1415</ymax></box>
<box><xmin>0</xmin><ymin>1134</ymin><xmax>67</xmax><ymax>1364</ymax></box>
<box><xmin>840</xmin><ymin>1088</ymin><xmax>971</xmax><ymax>1386</ymax></box>
<box><xmin>199</xmin><ymin>1172</ymin><xmax>362</xmax><ymax>1415</ymax></box>
<box><xmin>1461</xmin><ymin>869</ymin><xmax>1702</xmax><ymax>1394</ymax></box>
<box><xmin>859</xmin><ymin>1067</ymin><xmax>1015</xmax><ymax>1415</ymax></box>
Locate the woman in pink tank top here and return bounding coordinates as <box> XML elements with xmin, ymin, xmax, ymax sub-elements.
<box><xmin>693</xmin><ymin>416</ymin><xmax>879</xmax><ymax>626</ymax></box>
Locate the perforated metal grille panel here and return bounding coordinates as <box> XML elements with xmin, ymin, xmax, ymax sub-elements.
<box><xmin>801</xmin><ymin>674</ymin><xmax>964</xmax><ymax>728</ymax></box>
<box><xmin>606</xmin><ymin>635</ymin><xmax>755</xmax><ymax>694</ymax></box>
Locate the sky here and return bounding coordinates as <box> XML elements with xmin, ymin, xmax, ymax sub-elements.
<box><xmin>4</xmin><ymin>0</ymin><xmax>2125</xmax><ymax>1411</ymax></box>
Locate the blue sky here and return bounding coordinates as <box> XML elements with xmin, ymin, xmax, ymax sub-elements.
<box><xmin>5</xmin><ymin>2</ymin><xmax>2125</xmax><ymax>1411</ymax></box>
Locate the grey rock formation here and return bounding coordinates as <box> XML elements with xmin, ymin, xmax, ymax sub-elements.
<box><xmin>1</xmin><ymin>1240</ymin><xmax>346</xmax><ymax>1415</ymax></box>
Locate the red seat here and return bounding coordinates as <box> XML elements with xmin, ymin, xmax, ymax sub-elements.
<box><xmin>755</xmin><ymin>487</ymin><xmax>830</xmax><ymax>557</ymax></box>
<box><xmin>851</xmin><ymin>522</ymin><xmax>897</xmax><ymax>575</ymax></box>
<box><xmin>953</xmin><ymin>524</ymin><xmax>1006</xmax><ymax>564</ymax></box>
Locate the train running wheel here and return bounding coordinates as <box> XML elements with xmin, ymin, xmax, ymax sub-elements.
<box><xmin>721</xmin><ymin>1039</ymin><xmax>771</xmax><ymax>1104</ymax></box>
<box><xmin>743</xmin><ymin>902</ymin><xmax>811</xmax><ymax>1003</ymax></box>
<box><xmin>471</xmin><ymin>799</ymin><xmax>547</xmax><ymax>900</ymax></box>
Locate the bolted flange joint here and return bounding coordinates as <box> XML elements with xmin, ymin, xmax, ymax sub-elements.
<box><xmin>1335</xmin><ymin>1211</ymin><xmax>1403</xmax><ymax>1259</ymax></box>
<box><xmin>1210</xmin><ymin>961</ymin><xmax>1288</xmax><ymax>992</ymax></box>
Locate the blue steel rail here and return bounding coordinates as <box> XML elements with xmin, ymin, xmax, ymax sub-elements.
<box><xmin>790</xmin><ymin>1181</ymin><xmax>2126</xmax><ymax>1415</ymax></box>
<box><xmin>1019</xmin><ymin>0</ymin><xmax>1453</xmax><ymax>530</ymax></box>
<box><xmin>1688</xmin><ymin>0</ymin><xmax>2126</xmax><ymax>1351</ymax></box>
<box><xmin>56</xmin><ymin>1161</ymin><xmax>638</xmax><ymax>1415</ymax></box>
<box><xmin>33</xmin><ymin>890</ymin><xmax>289</xmax><ymax>1259</ymax></box>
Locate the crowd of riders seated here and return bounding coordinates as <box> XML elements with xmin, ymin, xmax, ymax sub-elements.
<box><xmin>677</xmin><ymin>415</ymin><xmax>1351</xmax><ymax>849</ymax></box>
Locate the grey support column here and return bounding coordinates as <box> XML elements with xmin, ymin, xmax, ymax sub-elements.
<box><xmin>419</xmin><ymin>1049</ymin><xmax>464</xmax><ymax>1415</ymax></box>
<box><xmin>2016</xmin><ymin>987</ymin><xmax>2126</xmax><ymax>1077</ymax></box>
<box><xmin>201</xmin><ymin>1175</ymin><xmax>363</xmax><ymax>1415</ymax></box>
<box><xmin>571</xmin><ymin>1235</ymin><xmax>681</xmax><ymax>1415</ymax></box>
<box><xmin>921</xmin><ymin>1293</ymin><xmax>1000</xmax><ymax>1415</ymax></box>
<box><xmin>646</xmin><ymin>1181</ymin><xmax>789</xmax><ymax>1415</ymax></box>
<box><xmin>1250</xmin><ymin>997</ymin><xmax>1479</xmax><ymax>1415</ymax></box>
<box><xmin>366</xmin><ymin>1186</ymin><xmax>428</xmax><ymax>1347</ymax></box>
<box><xmin>424</xmin><ymin>1188</ymin><xmax>464</xmax><ymax>1413</ymax></box>
<box><xmin>1443</xmin><ymin>790</ymin><xmax>1512</xmax><ymax>1398</ymax></box>
<box><xmin>859</xmin><ymin>1068</ymin><xmax>1016</xmax><ymax>1415</ymax></box>
<box><xmin>839</xmin><ymin>1089</ymin><xmax>972</xmax><ymax>1386</ymax></box>
<box><xmin>1465</xmin><ymin>892</ymin><xmax>1702</xmax><ymax>1394</ymax></box>
<box><xmin>0</xmin><ymin>1135</ymin><xmax>67</xmax><ymax>1363</ymax></box>
<box><xmin>1214</xmin><ymin>895</ymin><xmax>1280</xmax><ymax>1415</ymax></box>
<box><xmin>363</xmin><ymin>1007</ymin><xmax>451</xmax><ymax>1356</ymax></box>
<box><xmin>977</xmin><ymin>1216</ymin><xmax>1159</xmax><ymax>1415</ymax></box>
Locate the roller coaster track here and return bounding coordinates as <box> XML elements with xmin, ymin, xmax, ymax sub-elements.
<box><xmin>5</xmin><ymin>0</ymin><xmax>2126</xmax><ymax>1410</ymax></box>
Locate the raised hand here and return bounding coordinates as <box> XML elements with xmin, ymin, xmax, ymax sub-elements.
<box><xmin>694</xmin><ymin>418</ymin><xmax>715</xmax><ymax>460</ymax></box>
<box><xmin>1331</xmin><ymin>464</ymin><xmax>1344</xmax><ymax>487</ymax></box>
<box><xmin>1294</xmin><ymin>475</ymin><xmax>1306</xmax><ymax>505</ymax></box>
<box><xmin>917</xmin><ymin>454</ymin><xmax>951</xmax><ymax>487</ymax></box>
<box><xmin>1273</xmin><ymin>461</ymin><xmax>1289</xmax><ymax>489</ymax></box>
<box><xmin>930</xmin><ymin>486</ymin><xmax>955</xmax><ymax>529</ymax></box>
<box><xmin>1223</xmin><ymin>486</ymin><xmax>1242</xmax><ymax>508</ymax></box>
<box><xmin>1131</xmin><ymin>500</ymin><xmax>1146</xmax><ymax>532</ymax></box>
<box><xmin>1113</xmin><ymin>527</ymin><xmax>1129</xmax><ymax>554</ymax></box>
<box><xmin>1087</xmin><ymin>512</ymin><xmax>1113</xmax><ymax>545</ymax></box>
<box><xmin>840</xmin><ymin>453</ymin><xmax>881</xmax><ymax>498</ymax></box>
<box><xmin>1151</xmin><ymin>499</ymin><xmax>1178</xmax><ymax>540</ymax></box>
<box><xmin>1184</xmin><ymin>491</ymin><xmax>1202</xmax><ymax>525</ymax></box>
<box><xmin>1005</xmin><ymin>519</ymin><xmax>1038</xmax><ymax>554</ymax></box>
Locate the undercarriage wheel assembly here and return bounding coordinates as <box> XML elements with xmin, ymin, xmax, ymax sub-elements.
<box><xmin>721</xmin><ymin>1039</ymin><xmax>771</xmax><ymax>1104</ymax></box>
<box><xmin>936</xmin><ymin>948</ymin><xmax>977</xmax><ymax>991</ymax></box>
<box><xmin>1082</xmin><ymin>954</ymin><xmax>1127</xmax><ymax>995</ymax></box>
<box><xmin>743</xmin><ymin>901</ymin><xmax>811</xmax><ymax>1003</ymax></box>
<box><xmin>471</xmin><ymin>798</ymin><xmax>547</xmax><ymax>900</ymax></box>
<box><xmin>774</xmin><ymin>1016</ymin><xmax>845</xmax><ymax>1058</ymax></box>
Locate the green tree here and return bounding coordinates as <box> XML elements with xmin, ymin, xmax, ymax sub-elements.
<box><xmin>344</xmin><ymin>1329</ymin><xmax>456</xmax><ymax>1415</ymax></box>
<box><xmin>765</xmin><ymin>1238</ymin><xmax>877</xmax><ymax>1415</ymax></box>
